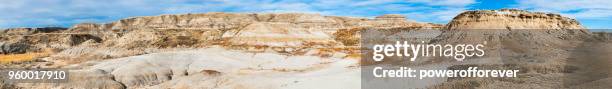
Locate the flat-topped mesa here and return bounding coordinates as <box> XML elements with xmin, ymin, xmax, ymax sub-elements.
<box><xmin>447</xmin><ymin>9</ymin><xmax>585</xmax><ymax>30</ymax></box>
<box><xmin>436</xmin><ymin>9</ymin><xmax>592</xmax><ymax>56</ymax></box>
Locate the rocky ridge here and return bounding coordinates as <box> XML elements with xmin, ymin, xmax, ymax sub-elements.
<box><xmin>447</xmin><ymin>9</ymin><xmax>584</xmax><ymax>30</ymax></box>
<box><xmin>0</xmin><ymin>13</ymin><xmax>441</xmax><ymax>64</ymax></box>
<box><xmin>429</xmin><ymin>9</ymin><xmax>611</xmax><ymax>89</ymax></box>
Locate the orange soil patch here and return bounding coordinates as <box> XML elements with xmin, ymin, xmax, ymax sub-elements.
<box><xmin>0</xmin><ymin>49</ymin><xmax>54</xmax><ymax>63</ymax></box>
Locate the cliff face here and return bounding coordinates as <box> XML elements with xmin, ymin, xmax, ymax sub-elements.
<box><xmin>68</xmin><ymin>13</ymin><xmax>440</xmax><ymax>47</ymax></box>
<box><xmin>0</xmin><ymin>13</ymin><xmax>441</xmax><ymax>62</ymax></box>
<box><xmin>438</xmin><ymin>9</ymin><xmax>590</xmax><ymax>45</ymax></box>
<box><xmin>447</xmin><ymin>9</ymin><xmax>584</xmax><ymax>30</ymax></box>
<box><xmin>431</xmin><ymin>9</ymin><xmax>612</xmax><ymax>89</ymax></box>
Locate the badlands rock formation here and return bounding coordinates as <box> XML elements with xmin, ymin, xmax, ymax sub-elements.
<box><xmin>68</xmin><ymin>13</ymin><xmax>439</xmax><ymax>48</ymax></box>
<box><xmin>0</xmin><ymin>13</ymin><xmax>440</xmax><ymax>64</ymax></box>
<box><xmin>0</xmin><ymin>13</ymin><xmax>438</xmax><ymax>88</ymax></box>
<box><xmin>0</xmin><ymin>27</ymin><xmax>67</xmax><ymax>54</ymax></box>
<box><xmin>429</xmin><ymin>9</ymin><xmax>611</xmax><ymax>89</ymax></box>
<box><xmin>436</xmin><ymin>9</ymin><xmax>590</xmax><ymax>48</ymax></box>
<box><xmin>447</xmin><ymin>9</ymin><xmax>585</xmax><ymax>30</ymax></box>
<box><xmin>0</xmin><ymin>9</ymin><xmax>610</xmax><ymax>89</ymax></box>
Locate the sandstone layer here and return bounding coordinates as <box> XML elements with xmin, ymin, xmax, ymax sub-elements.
<box><xmin>428</xmin><ymin>9</ymin><xmax>611</xmax><ymax>89</ymax></box>
<box><xmin>447</xmin><ymin>9</ymin><xmax>584</xmax><ymax>30</ymax></box>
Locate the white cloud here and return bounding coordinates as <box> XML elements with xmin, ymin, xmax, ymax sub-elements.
<box><xmin>515</xmin><ymin>0</ymin><xmax>612</xmax><ymax>19</ymax></box>
<box><xmin>0</xmin><ymin>0</ymin><xmax>202</xmax><ymax>28</ymax></box>
<box><xmin>407</xmin><ymin>0</ymin><xmax>476</xmax><ymax>7</ymax></box>
<box><xmin>350</xmin><ymin>0</ymin><xmax>396</xmax><ymax>6</ymax></box>
<box><xmin>402</xmin><ymin>7</ymin><xmax>466</xmax><ymax>23</ymax></box>
<box><xmin>0</xmin><ymin>0</ymin><xmax>478</xmax><ymax>28</ymax></box>
<box><xmin>568</xmin><ymin>9</ymin><xmax>612</xmax><ymax>19</ymax></box>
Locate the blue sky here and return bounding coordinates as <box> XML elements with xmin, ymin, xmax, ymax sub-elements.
<box><xmin>1</xmin><ymin>0</ymin><xmax>611</xmax><ymax>31</ymax></box>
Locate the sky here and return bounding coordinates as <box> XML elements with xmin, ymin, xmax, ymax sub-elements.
<box><xmin>1</xmin><ymin>0</ymin><xmax>611</xmax><ymax>31</ymax></box>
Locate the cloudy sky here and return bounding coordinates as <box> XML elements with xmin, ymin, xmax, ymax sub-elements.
<box><xmin>1</xmin><ymin>0</ymin><xmax>611</xmax><ymax>31</ymax></box>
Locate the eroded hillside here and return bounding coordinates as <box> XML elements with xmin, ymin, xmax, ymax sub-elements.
<box><xmin>0</xmin><ymin>9</ymin><xmax>610</xmax><ymax>89</ymax></box>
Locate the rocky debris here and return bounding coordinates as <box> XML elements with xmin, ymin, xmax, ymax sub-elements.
<box><xmin>593</xmin><ymin>32</ymin><xmax>612</xmax><ymax>41</ymax></box>
<box><xmin>447</xmin><ymin>9</ymin><xmax>585</xmax><ymax>30</ymax></box>
<box><xmin>333</xmin><ymin>27</ymin><xmax>365</xmax><ymax>46</ymax></box>
<box><xmin>105</xmin><ymin>28</ymin><xmax>211</xmax><ymax>48</ymax></box>
<box><xmin>0</xmin><ymin>42</ymin><xmax>30</xmax><ymax>54</ymax></box>
<box><xmin>63</xmin><ymin>34</ymin><xmax>102</xmax><ymax>46</ymax></box>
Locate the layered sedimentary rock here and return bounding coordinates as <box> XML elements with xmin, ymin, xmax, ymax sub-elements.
<box><xmin>221</xmin><ymin>22</ymin><xmax>337</xmax><ymax>47</ymax></box>
<box><xmin>437</xmin><ymin>9</ymin><xmax>590</xmax><ymax>45</ymax></box>
<box><xmin>429</xmin><ymin>9</ymin><xmax>611</xmax><ymax>89</ymax></box>
<box><xmin>447</xmin><ymin>9</ymin><xmax>584</xmax><ymax>30</ymax></box>
<box><xmin>431</xmin><ymin>9</ymin><xmax>590</xmax><ymax>67</ymax></box>
<box><xmin>85</xmin><ymin>13</ymin><xmax>437</xmax><ymax>30</ymax></box>
<box><xmin>66</xmin><ymin>13</ymin><xmax>439</xmax><ymax>47</ymax></box>
<box><xmin>0</xmin><ymin>13</ymin><xmax>439</xmax><ymax>88</ymax></box>
<box><xmin>0</xmin><ymin>13</ymin><xmax>441</xmax><ymax>63</ymax></box>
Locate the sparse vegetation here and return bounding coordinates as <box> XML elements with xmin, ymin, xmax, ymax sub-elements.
<box><xmin>0</xmin><ymin>52</ymin><xmax>48</xmax><ymax>63</ymax></box>
<box><xmin>0</xmin><ymin>49</ymin><xmax>54</xmax><ymax>63</ymax></box>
